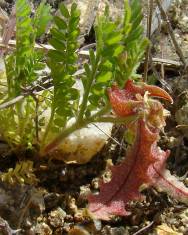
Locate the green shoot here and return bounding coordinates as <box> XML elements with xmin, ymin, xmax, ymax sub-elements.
<box><xmin>41</xmin><ymin>0</ymin><xmax>147</xmax><ymax>153</ymax></box>
<box><xmin>1</xmin><ymin>0</ymin><xmax>51</xmax><ymax>147</ymax></box>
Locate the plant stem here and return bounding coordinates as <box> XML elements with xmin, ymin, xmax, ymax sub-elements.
<box><xmin>41</xmin><ymin>119</ymin><xmax>87</xmax><ymax>155</ymax></box>
<box><xmin>16</xmin><ymin>101</ymin><xmax>25</xmax><ymax>138</ymax></box>
<box><xmin>40</xmin><ymin>107</ymin><xmax>55</xmax><ymax>147</ymax></box>
<box><xmin>41</xmin><ymin>104</ymin><xmax>137</xmax><ymax>155</ymax></box>
<box><xmin>42</xmin><ymin>104</ymin><xmax>111</xmax><ymax>154</ymax></box>
<box><xmin>143</xmin><ymin>0</ymin><xmax>153</xmax><ymax>82</ymax></box>
<box><xmin>77</xmin><ymin>55</ymin><xmax>100</xmax><ymax>123</ymax></box>
<box><xmin>95</xmin><ymin>115</ymin><xmax>137</xmax><ymax>124</ymax></box>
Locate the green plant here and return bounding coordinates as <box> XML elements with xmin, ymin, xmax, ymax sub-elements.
<box><xmin>40</xmin><ymin>2</ymin><xmax>81</xmax><ymax>148</ymax></box>
<box><xmin>0</xmin><ymin>0</ymin><xmax>147</xmax><ymax>154</ymax></box>
<box><xmin>1</xmin><ymin>0</ymin><xmax>51</xmax><ymax>147</ymax></box>
<box><xmin>40</xmin><ymin>0</ymin><xmax>148</xmax><ymax>154</ymax></box>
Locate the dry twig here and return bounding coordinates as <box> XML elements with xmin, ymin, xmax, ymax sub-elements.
<box><xmin>0</xmin><ymin>4</ymin><xmax>16</xmax><ymax>56</ymax></box>
<box><xmin>133</xmin><ymin>221</ymin><xmax>154</xmax><ymax>235</ymax></box>
<box><xmin>156</xmin><ymin>0</ymin><xmax>187</xmax><ymax>68</ymax></box>
<box><xmin>144</xmin><ymin>0</ymin><xmax>154</xmax><ymax>82</ymax></box>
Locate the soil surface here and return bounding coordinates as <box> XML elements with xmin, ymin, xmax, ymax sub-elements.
<box><xmin>0</xmin><ymin>1</ymin><xmax>188</xmax><ymax>235</ymax></box>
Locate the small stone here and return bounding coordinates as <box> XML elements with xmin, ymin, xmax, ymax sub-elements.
<box><xmin>67</xmin><ymin>197</ymin><xmax>78</xmax><ymax>214</ymax></box>
<box><xmin>48</xmin><ymin>207</ymin><xmax>66</xmax><ymax>228</ymax></box>
<box><xmin>79</xmin><ymin>185</ymin><xmax>91</xmax><ymax>202</ymax></box>
<box><xmin>68</xmin><ymin>226</ymin><xmax>90</xmax><ymax>235</ymax></box>
<box><xmin>63</xmin><ymin>222</ymin><xmax>73</xmax><ymax>232</ymax></box>
<box><xmin>74</xmin><ymin>211</ymin><xmax>84</xmax><ymax>222</ymax></box>
<box><xmin>178</xmin><ymin>226</ymin><xmax>186</xmax><ymax>233</ymax></box>
<box><xmin>91</xmin><ymin>178</ymin><xmax>99</xmax><ymax>189</ymax></box>
<box><xmin>34</xmin><ymin>222</ymin><xmax>52</xmax><ymax>235</ymax></box>
<box><xmin>101</xmin><ymin>225</ymin><xmax>128</xmax><ymax>235</ymax></box>
<box><xmin>44</xmin><ymin>193</ymin><xmax>60</xmax><ymax>210</ymax></box>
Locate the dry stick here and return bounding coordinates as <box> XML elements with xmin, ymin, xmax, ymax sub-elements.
<box><xmin>150</xmin><ymin>0</ymin><xmax>172</xmax><ymax>35</ymax></box>
<box><xmin>152</xmin><ymin>57</ymin><xmax>181</xmax><ymax>67</ymax></box>
<box><xmin>149</xmin><ymin>54</ymin><xmax>173</xmax><ymax>93</ymax></box>
<box><xmin>0</xmin><ymin>38</ymin><xmax>94</xmax><ymax>57</ymax></box>
<box><xmin>156</xmin><ymin>0</ymin><xmax>187</xmax><ymax>68</ymax></box>
<box><xmin>0</xmin><ymin>38</ymin><xmax>53</xmax><ymax>51</ymax></box>
<box><xmin>0</xmin><ymin>95</ymin><xmax>25</xmax><ymax>109</ymax></box>
<box><xmin>0</xmin><ymin>79</ymin><xmax>52</xmax><ymax>110</ymax></box>
<box><xmin>33</xmin><ymin>95</ymin><xmax>39</xmax><ymax>142</ymax></box>
<box><xmin>16</xmin><ymin>188</ymin><xmax>34</xmax><ymax>229</ymax></box>
<box><xmin>0</xmin><ymin>69</ymin><xmax>82</xmax><ymax>110</ymax></box>
<box><xmin>0</xmin><ymin>4</ymin><xmax>16</xmax><ymax>56</ymax></box>
<box><xmin>79</xmin><ymin>42</ymin><xmax>96</xmax><ymax>51</ymax></box>
<box><xmin>133</xmin><ymin>221</ymin><xmax>154</xmax><ymax>235</ymax></box>
<box><xmin>144</xmin><ymin>0</ymin><xmax>153</xmax><ymax>82</ymax></box>
<box><xmin>160</xmin><ymin>34</ymin><xmax>165</xmax><ymax>81</ymax></box>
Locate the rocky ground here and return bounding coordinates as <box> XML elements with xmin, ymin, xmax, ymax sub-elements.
<box><xmin>0</xmin><ymin>0</ymin><xmax>188</xmax><ymax>235</ymax></box>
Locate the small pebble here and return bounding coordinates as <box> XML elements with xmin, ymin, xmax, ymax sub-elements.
<box><xmin>48</xmin><ymin>207</ymin><xmax>66</xmax><ymax>228</ymax></box>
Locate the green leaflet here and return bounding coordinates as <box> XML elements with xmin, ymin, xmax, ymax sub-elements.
<box><xmin>33</xmin><ymin>0</ymin><xmax>52</xmax><ymax>37</ymax></box>
<box><xmin>2</xmin><ymin>0</ymin><xmax>51</xmax><ymax>147</ymax></box>
<box><xmin>118</xmin><ymin>0</ymin><xmax>148</xmax><ymax>82</ymax></box>
<box><xmin>80</xmin><ymin>0</ymin><xmax>148</xmax><ymax>116</ymax></box>
<box><xmin>6</xmin><ymin>0</ymin><xmax>51</xmax><ymax>97</ymax></box>
<box><xmin>41</xmin><ymin>3</ymin><xmax>80</xmax><ymax>145</ymax></box>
